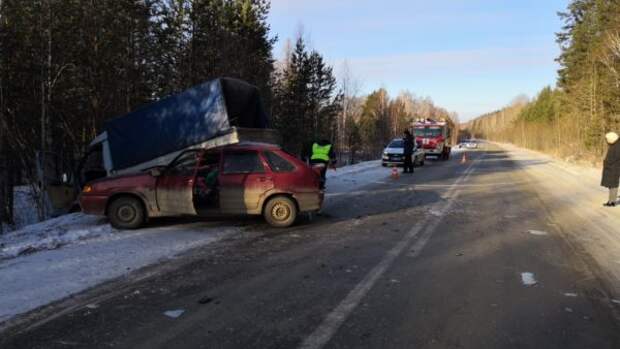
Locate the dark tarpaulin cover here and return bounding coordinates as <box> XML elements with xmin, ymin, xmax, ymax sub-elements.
<box><xmin>105</xmin><ymin>78</ymin><xmax>269</xmax><ymax>171</ymax></box>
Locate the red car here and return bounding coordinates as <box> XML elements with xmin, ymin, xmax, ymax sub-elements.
<box><xmin>79</xmin><ymin>143</ymin><xmax>324</xmax><ymax>229</ymax></box>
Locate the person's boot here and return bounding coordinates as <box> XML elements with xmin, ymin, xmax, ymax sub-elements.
<box><xmin>604</xmin><ymin>201</ymin><xmax>616</xmax><ymax>207</ymax></box>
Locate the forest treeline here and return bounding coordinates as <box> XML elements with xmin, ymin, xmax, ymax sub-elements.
<box><xmin>0</xmin><ymin>0</ymin><xmax>455</xmax><ymax>229</ymax></box>
<box><xmin>470</xmin><ymin>0</ymin><xmax>620</xmax><ymax>163</ymax></box>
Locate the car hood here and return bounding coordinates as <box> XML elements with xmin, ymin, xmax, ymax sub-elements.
<box><xmin>384</xmin><ymin>147</ymin><xmax>404</xmax><ymax>154</ymax></box>
<box><xmin>87</xmin><ymin>172</ymin><xmax>151</xmax><ymax>186</ymax></box>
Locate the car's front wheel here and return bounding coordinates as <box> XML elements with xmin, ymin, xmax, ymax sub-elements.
<box><xmin>263</xmin><ymin>196</ymin><xmax>298</xmax><ymax>228</ymax></box>
<box><xmin>108</xmin><ymin>196</ymin><xmax>146</xmax><ymax>230</ymax></box>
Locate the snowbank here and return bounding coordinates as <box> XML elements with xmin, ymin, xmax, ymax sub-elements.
<box><xmin>0</xmin><ymin>213</ymin><xmax>112</xmax><ymax>260</ymax></box>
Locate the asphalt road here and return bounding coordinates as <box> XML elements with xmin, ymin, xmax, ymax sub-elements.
<box><xmin>3</xmin><ymin>144</ymin><xmax>620</xmax><ymax>349</ymax></box>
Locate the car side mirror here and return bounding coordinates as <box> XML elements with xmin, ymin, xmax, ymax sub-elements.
<box><xmin>149</xmin><ymin>168</ymin><xmax>162</xmax><ymax>177</ymax></box>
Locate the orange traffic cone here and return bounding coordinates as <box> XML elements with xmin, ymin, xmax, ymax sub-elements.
<box><xmin>461</xmin><ymin>152</ymin><xmax>467</xmax><ymax>164</ymax></box>
<box><xmin>391</xmin><ymin>166</ymin><xmax>400</xmax><ymax>180</ymax></box>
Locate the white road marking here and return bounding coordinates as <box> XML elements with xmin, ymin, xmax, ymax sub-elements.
<box><xmin>521</xmin><ymin>272</ymin><xmax>537</xmax><ymax>286</ymax></box>
<box><xmin>298</xmin><ymin>155</ymin><xmax>483</xmax><ymax>349</ymax></box>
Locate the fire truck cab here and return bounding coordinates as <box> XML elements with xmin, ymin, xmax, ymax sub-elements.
<box><xmin>413</xmin><ymin>118</ymin><xmax>453</xmax><ymax>160</ymax></box>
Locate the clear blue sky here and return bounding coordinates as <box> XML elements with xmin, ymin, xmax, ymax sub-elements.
<box><xmin>268</xmin><ymin>0</ymin><xmax>568</xmax><ymax>121</ymax></box>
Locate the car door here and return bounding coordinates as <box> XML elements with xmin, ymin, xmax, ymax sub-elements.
<box><xmin>156</xmin><ymin>150</ymin><xmax>200</xmax><ymax>215</ymax></box>
<box><xmin>219</xmin><ymin>151</ymin><xmax>274</xmax><ymax>214</ymax></box>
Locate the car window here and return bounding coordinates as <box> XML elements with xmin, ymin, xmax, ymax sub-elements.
<box><xmin>199</xmin><ymin>152</ymin><xmax>220</xmax><ymax>167</ymax></box>
<box><xmin>222</xmin><ymin>152</ymin><xmax>265</xmax><ymax>174</ymax></box>
<box><xmin>388</xmin><ymin>140</ymin><xmax>404</xmax><ymax>148</ymax></box>
<box><xmin>168</xmin><ymin>150</ymin><xmax>200</xmax><ymax>176</ymax></box>
<box><xmin>264</xmin><ymin>151</ymin><xmax>296</xmax><ymax>172</ymax></box>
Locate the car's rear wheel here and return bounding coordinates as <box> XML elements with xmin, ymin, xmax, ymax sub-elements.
<box><xmin>108</xmin><ymin>196</ymin><xmax>145</xmax><ymax>230</ymax></box>
<box><xmin>264</xmin><ymin>196</ymin><xmax>297</xmax><ymax>228</ymax></box>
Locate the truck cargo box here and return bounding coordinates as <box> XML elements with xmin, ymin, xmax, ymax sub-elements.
<box><xmin>104</xmin><ymin>77</ymin><xmax>270</xmax><ymax>172</ymax></box>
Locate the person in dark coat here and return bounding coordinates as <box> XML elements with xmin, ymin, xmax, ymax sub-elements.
<box><xmin>602</xmin><ymin>132</ymin><xmax>620</xmax><ymax>207</ymax></box>
<box><xmin>403</xmin><ymin>130</ymin><xmax>415</xmax><ymax>174</ymax></box>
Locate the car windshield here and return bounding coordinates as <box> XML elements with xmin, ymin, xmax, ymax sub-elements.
<box><xmin>388</xmin><ymin>139</ymin><xmax>404</xmax><ymax>148</ymax></box>
<box><xmin>415</xmin><ymin>127</ymin><xmax>442</xmax><ymax>137</ymax></box>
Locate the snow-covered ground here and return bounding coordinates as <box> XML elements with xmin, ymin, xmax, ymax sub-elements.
<box><xmin>498</xmin><ymin>142</ymin><xmax>620</xmax><ymax>298</ymax></box>
<box><xmin>0</xmin><ymin>159</ymin><xmax>390</xmax><ymax>324</ymax></box>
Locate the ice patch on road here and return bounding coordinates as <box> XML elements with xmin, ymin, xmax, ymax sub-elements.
<box><xmin>521</xmin><ymin>272</ymin><xmax>537</xmax><ymax>286</ymax></box>
<box><xmin>528</xmin><ymin>230</ymin><xmax>549</xmax><ymax>236</ymax></box>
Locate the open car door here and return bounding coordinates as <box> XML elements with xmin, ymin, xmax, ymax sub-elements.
<box><xmin>155</xmin><ymin>150</ymin><xmax>200</xmax><ymax>215</ymax></box>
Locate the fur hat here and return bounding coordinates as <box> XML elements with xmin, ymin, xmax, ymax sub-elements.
<box><xmin>606</xmin><ymin>132</ymin><xmax>619</xmax><ymax>145</ymax></box>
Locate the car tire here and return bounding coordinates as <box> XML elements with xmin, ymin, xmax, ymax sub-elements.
<box><xmin>108</xmin><ymin>196</ymin><xmax>145</xmax><ymax>230</ymax></box>
<box><xmin>264</xmin><ymin>196</ymin><xmax>298</xmax><ymax>228</ymax></box>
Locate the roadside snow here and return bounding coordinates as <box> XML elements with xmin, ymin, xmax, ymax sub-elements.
<box><xmin>0</xmin><ymin>221</ymin><xmax>238</xmax><ymax>322</ymax></box>
<box><xmin>0</xmin><ymin>213</ymin><xmax>111</xmax><ymax>260</ymax></box>
<box><xmin>325</xmin><ymin>160</ymin><xmax>389</xmax><ymax>196</ymax></box>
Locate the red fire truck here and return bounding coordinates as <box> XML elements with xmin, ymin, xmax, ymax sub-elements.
<box><xmin>413</xmin><ymin>118</ymin><xmax>455</xmax><ymax>160</ymax></box>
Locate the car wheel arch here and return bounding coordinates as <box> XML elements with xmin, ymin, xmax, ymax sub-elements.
<box><xmin>105</xmin><ymin>193</ymin><xmax>148</xmax><ymax>218</ymax></box>
<box><xmin>261</xmin><ymin>192</ymin><xmax>300</xmax><ymax>215</ymax></box>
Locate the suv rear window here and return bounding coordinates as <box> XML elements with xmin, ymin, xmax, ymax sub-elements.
<box><xmin>222</xmin><ymin>152</ymin><xmax>265</xmax><ymax>174</ymax></box>
<box><xmin>264</xmin><ymin>151</ymin><xmax>296</xmax><ymax>172</ymax></box>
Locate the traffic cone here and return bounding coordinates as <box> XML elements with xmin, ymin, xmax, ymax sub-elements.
<box><xmin>461</xmin><ymin>152</ymin><xmax>467</xmax><ymax>164</ymax></box>
<box><xmin>391</xmin><ymin>166</ymin><xmax>400</xmax><ymax>180</ymax></box>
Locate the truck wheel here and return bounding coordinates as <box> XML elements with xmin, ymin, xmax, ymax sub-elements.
<box><xmin>264</xmin><ymin>196</ymin><xmax>297</xmax><ymax>228</ymax></box>
<box><xmin>108</xmin><ymin>196</ymin><xmax>145</xmax><ymax>230</ymax></box>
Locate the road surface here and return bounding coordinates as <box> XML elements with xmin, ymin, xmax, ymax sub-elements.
<box><xmin>2</xmin><ymin>144</ymin><xmax>620</xmax><ymax>348</ymax></box>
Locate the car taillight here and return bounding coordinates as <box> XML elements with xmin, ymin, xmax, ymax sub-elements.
<box><xmin>83</xmin><ymin>185</ymin><xmax>93</xmax><ymax>193</ymax></box>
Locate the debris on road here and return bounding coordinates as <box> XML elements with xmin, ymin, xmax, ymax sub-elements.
<box><xmin>198</xmin><ymin>296</ymin><xmax>214</xmax><ymax>305</ymax></box>
<box><xmin>563</xmin><ymin>292</ymin><xmax>578</xmax><ymax>297</ymax></box>
<box><xmin>521</xmin><ymin>272</ymin><xmax>538</xmax><ymax>286</ymax></box>
<box><xmin>164</xmin><ymin>309</ymin><xmax>185</xmax><ymax>318</ymax></box>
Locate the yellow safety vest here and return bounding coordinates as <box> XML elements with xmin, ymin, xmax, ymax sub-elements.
<box><xmin>311</xmin><ymin>143</ymin><xmax>332</xmax><ymax>162</ymax></box>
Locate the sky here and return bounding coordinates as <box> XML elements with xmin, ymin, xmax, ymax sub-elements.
<box><xmin>268</xmin><ymin>0</ymin><xmax>569</xmax><ymax>121</ymax></box>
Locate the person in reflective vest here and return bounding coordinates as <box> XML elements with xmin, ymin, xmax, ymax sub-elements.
<box><xmin>310</xmin><ymin>139</ymin><xmax>336</xmax><ymax>189</ymax></box>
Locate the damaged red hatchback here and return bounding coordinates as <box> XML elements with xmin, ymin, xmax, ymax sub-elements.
<box><xmin>79</xmin><ymin>143</ymin><xmax>323</xmax><ymax>229</ymax></box>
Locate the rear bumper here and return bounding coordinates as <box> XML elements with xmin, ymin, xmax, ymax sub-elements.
<box><xmin>79</xmin><ymin>194</ymin><xmax>108</xmax><ymax>216</ymax></box>
<box><xmin>295</xmin><ymin>191</ymin><xmax>323</xmax><ymax>212</ymax></box>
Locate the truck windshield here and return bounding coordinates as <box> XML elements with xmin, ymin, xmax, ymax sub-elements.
<box><xmin>415</xmin><ymin>127</ymin><xmax>442</xmax><ymax>137</ymax></box>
